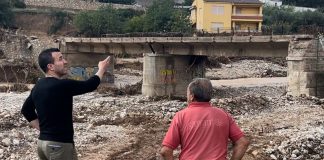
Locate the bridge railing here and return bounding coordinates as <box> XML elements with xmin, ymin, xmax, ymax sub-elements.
<box><xmin>101</xmin><ymin>32</ymin><xmax>189</xmax><ymax>37</ymax></box>
<box><xmin>99</xmin><ymin>25</ymin><xmax>324</xmax><ymax>38</ymax></box>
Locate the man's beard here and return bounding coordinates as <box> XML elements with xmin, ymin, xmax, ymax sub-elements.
<box><xmin>57</xmin><ymin>69</ymin><xmax>67</xmax><ymax>78</ymax></box>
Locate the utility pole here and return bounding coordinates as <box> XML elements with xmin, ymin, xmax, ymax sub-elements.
<box><xmin>319</xmin><ymin>33</ymin><xmax>324</xmax><ymax>51</ymax></box>
<box><xmin>315</xmin><ymin>33</ymin><xmax>323</xmax><ymax>97</ymax></box>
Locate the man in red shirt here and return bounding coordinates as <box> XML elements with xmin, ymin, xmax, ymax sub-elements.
<box><xmin>160</xmin><ymin>78</ymin><xmax>250</xmax><ymax>160</ymax></box>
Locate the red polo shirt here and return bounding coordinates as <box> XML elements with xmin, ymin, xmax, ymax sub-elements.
<box><xmin>162</xmin><ymin>102</ymin><xmax>244</xmax><ymax>160</ymax></box>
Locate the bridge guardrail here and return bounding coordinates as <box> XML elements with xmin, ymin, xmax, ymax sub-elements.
<box><xmin>99</xmin><ymin>25</ymin><xmax>323</xmax><ymax>38</ymax></box>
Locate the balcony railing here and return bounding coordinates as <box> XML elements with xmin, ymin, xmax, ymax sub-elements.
<box><xmin>232</xmin><ymin>13</ymin><xmax>262</xmax><ymax>16</ymax></box>
<box><xmin>232</xmin><ymin>14</ymin><xmax>263</xmax><ymax>20</ymax></box>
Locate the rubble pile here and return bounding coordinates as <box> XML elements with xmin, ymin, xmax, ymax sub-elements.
<box><xmin>265</xmin><ymin>131</ymin><xmax>324</xmax><ymax>160</ymax></box>
<box><xmin>211</xmin><ymin>95</ymin><xmax>271</xmax><ymax>116</ymax></box>
<box><xmin>213</xmin><ymin>86</ymin><xmax>287</xmax><ymax>98</ymax></box>
<box><xmin>206</xmin><ymin>59</ymin><xmax>287</xmax><ymax>79</ymax></box>
<box><xmin>97</xmin><ymin>80</ymin><xmax>143</xmax><ymax>96</ymax></box>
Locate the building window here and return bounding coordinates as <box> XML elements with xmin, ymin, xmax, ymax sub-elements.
<box><xmin>211</xmin><ymin>22</ymin><xmax>224</xmax><ymax>31</ymax></box>
<box><xmin>235</xmin><ymin>24</ymin><xmax>241</xmax><ymax>30</ymax></box>
<box><xmin>212</xmin><ymin>6</ymin><xmax>224</xmax><ymax>15</ymax></box>
<box><xmin>236</xmin><ymin>8</ymin><xmax>241</xmax><ymax>14</ymax></box>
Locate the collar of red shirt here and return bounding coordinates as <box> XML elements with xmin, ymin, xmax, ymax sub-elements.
<box><xmin>188</xmin><ymin>102</ymin><xmax>211</xmax><ymax>108</ymax></box>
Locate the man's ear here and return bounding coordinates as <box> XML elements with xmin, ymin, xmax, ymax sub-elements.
<box><xmin>189</xmin><ymin>94</ymin><xmax>194</xmax><ymax>102</ymax></box>
<box><xmin>47</xmin><ymin>64</ymin><xmax>54</xmax><ymax>71</ymax></box>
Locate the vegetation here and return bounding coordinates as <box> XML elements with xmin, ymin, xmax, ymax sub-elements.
<box><xmin>74</xmin><ymin>6</ymin><xmax>127</xmax><ymax>36</ymax></box>
<box><xmin>143</xmin><ymin>0</ymin><xmax>175</xmax><ymax>32</ymax></box>
<box><xmin>0</xmin><ymin>0</ymin><xmax>14</xmax><ymax>28</ymax></box>
<box><xmin>49</xmin><ymin>11</ymin><xmax>70</xmax><ymax>34</ymax></box>
<box><xmin>10</xmin><ymin>0</ymin><xmax>26</xmax><ymax>8</ymax></box>
<box><xmin>73</xmin><ymin>0</ymin><xmax>323</xmax><ymax>36</ymax></box>
<box><xmin>131</xmin><ymin>0</ymin><xmax>192</xmax><ymax>33</ymax></box>
<box><xmin>282</xmin><ymin>0</ymin><xmax>324</xmax><ymax>8</ymax></box>
<box><xmin>170</xmin><ymin>10</ymin><xmax>192</xmax><ymax>33</ymax></box>
<box><xmin>124</xmin><ymin>15</ymin><xmax>145</xmax><ymax>32</ymax></box>
<box><xmin>74</xmin><ymin>0</ymin><xmax>192</xmax><ymax>36</ymax></box>
<box><xmin>184</xmin><ymin>0</ymin><xmax>193</xmax><ymax>6</ymax></box>
<box><xmin>263</xmin><ymin>5</ymin><xmax>324</xmax><ymax>34</ymax></box>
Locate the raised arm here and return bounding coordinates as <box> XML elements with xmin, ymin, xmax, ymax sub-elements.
<box><xmin>67</xmin><ymin>56</ymin><xmax>112</xmax><ymax>96</ymax></box>
<box><xmin>95</xmin><ymin>56</ymin><xmax>111</xmax><ymax>80</ymax></box>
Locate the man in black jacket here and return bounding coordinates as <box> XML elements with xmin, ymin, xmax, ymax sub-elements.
<box><xmin>21</xmin><ymin>48</ymin><xmax>111</xmax><ymax>160</ymax></box>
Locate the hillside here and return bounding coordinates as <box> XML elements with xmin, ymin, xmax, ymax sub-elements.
<box><xmin>282</xmin><ymin>0</ymin><xmax>324</xmax><ymax>8</ymax></box>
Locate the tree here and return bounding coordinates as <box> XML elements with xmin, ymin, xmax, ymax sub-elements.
<box><xmin>263</xmin><ymin>5</ymin><xmax>296</xmax><ymax>34</ymax></box>
<box><xmin>263</xmin><ymin>5</ymin><xmax>324</xmax><ymax>34</ymax></box>
<box><xmin>124</xmin><ymin>15</ymin><xmax>145</xmax><ymax>32</ymax></box>
<box><xmin>170</xmin><ymin>10</ymin><xmax>192</xmax><ymax>33</ymax></box>
<box><xmin>117</xmin><ymin>9</ymin><xmax>143</xmax><ymax>19</ymax></box>
<box><xmin>74</xmin><ymin>6</ymin><xmax>122</xmax><ymax>36</ymax></box>
<box><xmin>122</xmin><ymin>0</ymin><xmax>192</xmax><ymax>34</ymax></box>
<box><xmin>10</xmin><ymin>0</ymin><xmax>26</xmax><ymax>8</ymax></box>
<box><xmin>317</xmin><ymin>7</ymin><xmax>324</xmax><ymax>13</ymax></box>
<box><xmin>282</xmin><ymin>0</ymin><xmax>324</xmax><ymax>8</ymax></box>
<box><xmin>0</xmin><ymin>0</ymin><xmax>14</xmax><ymax>28</ymax></box>
<box><xmin>143</xmin><ymin>0</ymin><xmax>175</xmax><ymax>32</ymax></box>
<box><xmin>184</xmin><ymin>0</ymin><xmax>193</xmax><ymax>6</ymax></box>
<box><xmin>293</xmin><ymin>10</ymin><xmax>324</xmax><ymax>26</ymax></box>
<box><xmin>74</xmin><ymin>0</ymin><xmax>193</xmax><ymax>35</ymax></box>
<box><xmin>49</xmin><ymin>11</ymin><xmax>69</xmax><ymax>34</ymax></box>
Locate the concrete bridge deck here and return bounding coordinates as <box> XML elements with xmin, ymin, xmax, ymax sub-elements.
<box><xmin>61</xmin><ymin>35</ymin><xmax>313</xmax><ymax>58</ymax></box>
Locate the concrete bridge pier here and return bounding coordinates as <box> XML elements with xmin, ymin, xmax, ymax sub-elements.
<box><xmin>142</xmin><ymin>53</ymin><xmax>206</xmax><ymax>96</ymax></box>
<box><xmin>287</xmin><ymin>36</ymin><xmax>324</xmax><ymax>97</ymax></box>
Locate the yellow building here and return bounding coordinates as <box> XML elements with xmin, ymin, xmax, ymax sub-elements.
<box><xmin>190</xmin><ymin>0</ymin><xmax>263</xmax><ymax>33</ymax></box>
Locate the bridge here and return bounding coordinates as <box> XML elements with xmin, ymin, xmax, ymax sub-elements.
<box><xmin>60</xmin><ymin>35</ymin><xmax>324</xmax><ymax>97</ymax></box>
<box><xmin>60</xmin><ymin>35</ymin><xmax>298</xmax><ymax>57</ymax></box>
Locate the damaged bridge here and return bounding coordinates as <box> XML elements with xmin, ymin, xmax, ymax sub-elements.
<box><xmin>60</xmin><ymin>35</ymin><xmax>324</xmax><ymax>97</ymax></box>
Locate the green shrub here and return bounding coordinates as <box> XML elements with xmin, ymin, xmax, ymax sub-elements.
<box><xmin>282</xmin><ymin>0</ymin><xmax>324</xmax><ymax>8</ymax></box>
<box><xmin>10</xmin><ymin>0</ymin><xmax>26</xmax><ymax>8</ymax></box>
<box><xmin>0</xmin><ymin>0</ymin><xmax>14</xmax><ymax>28</ymax></box>
<box><xmin>184</xmin><ymin>0</ymin><xmax>193</xmax><ymax>6</ymax></box>
<box><xmin>263</xmin><ymin>5</ymin><xmax>324</xmax><ymax>34</ymax></box>
<box><xmin>124</xmin><ymin>15</ymin><xmax>145</xmax><ymax>32</ymax></box>
<box><xmin>48</xmin><ymin>11</ymin><xmax>69</xmax><ymax>34</ymax></box>
<box><xmin>74</xmin><ymin>6</ymin><xmax>122</xmax><ymax>36</ymax></box>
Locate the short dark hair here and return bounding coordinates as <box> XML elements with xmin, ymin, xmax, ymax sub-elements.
<box><xmin>38</xmin><ymin>48</ymin><xmax>60</xmax><ymax>73</ymax></box>
<box><xmin>188</xmin><ymin>78</ymin><xmax>213</xmax><ymax>102</ymax></box>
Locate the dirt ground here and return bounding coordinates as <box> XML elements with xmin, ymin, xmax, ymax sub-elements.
<box><xmin>0</xmin><ymin>57</ymin><xmax>323</xmax><ymax>160</ymax></box>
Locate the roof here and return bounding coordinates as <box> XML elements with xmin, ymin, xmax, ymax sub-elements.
<box><xmin>204</xmin><ymin>0</ymin><xmax>263</xmax><ymax>4</ymax></box>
